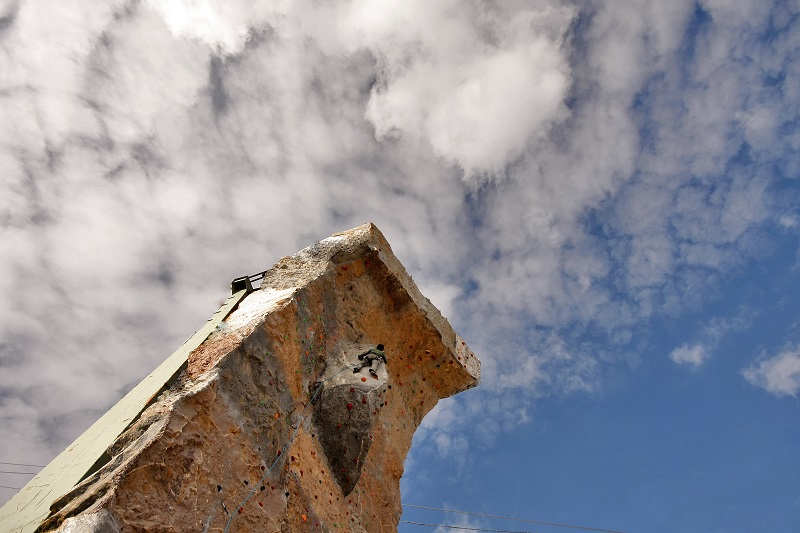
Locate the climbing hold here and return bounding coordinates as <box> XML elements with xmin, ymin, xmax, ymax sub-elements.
<box><xmin>302</xmin><ymin>514</ymin><xmax>308</xmax><ymax>522</ymax></box>
<box><xmin>244</xmin><ymin>480</ymin><xmax>249</xmax><ymax>485</ymax></box>
<box><xmin>361</xmin><ymin>377</ymin><xmax>366</xmax><ymax>382</ymax></box>
<box><xmin>275</xmin><ymin>413</ymin><xmax>280</xmax><ymax>419</ymax></box>
<box><xmin>259</xmin><ymin>502</ymin><xmax>263</xmax><ymax>507</ymax></box>
<box><xmin>261</xmin><ymin>465</ymin><xmax>266</xmax><ymax>471</ymax></box>
<box><xmin>217</xmin><ymin>485</ymin><xmax>222</xmax><ymax>492</ymax></box>
<box><xmin>347</xmin><ymin>403</ymin><xmax>353</xmax><ymax>410</ymax></box>
<box><xmin>362</xmin><ymin>396</ymin><xmax>367</xmax><ymax>404</ymax></box>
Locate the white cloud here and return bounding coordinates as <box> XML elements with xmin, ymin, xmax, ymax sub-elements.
<box><xmin>346</xmin><ymin>0</ymin><xmax>576</xmax><ymax>178</ymax></box>
<box><xmin>1</xmin><ymin>0</ymin><xmax>799</xmax><ymax>503</ymax></box>
<box><xmin>668</xmin><ymin>308</ymin><xmax>754</xmax><ymax>369</ymax></box>
<box><xmin>778</xmin><ymin>214</ymin><xmax>798</xmax><ymax>229</ymax></box>
<box><xmin>669</xmin><ymin>343</ymin><xmax>709</xmax><ymax>368</ymax></box>
<box><xmin>742</xmin><ymin>346</ymin><xmax>800</xmax><ymax>397</ymax></box>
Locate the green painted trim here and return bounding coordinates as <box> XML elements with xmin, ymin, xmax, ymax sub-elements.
<box><xmin>0</xmin><ymin>290</ymin><xmax>250</xmax><ymax>533</ymax></box>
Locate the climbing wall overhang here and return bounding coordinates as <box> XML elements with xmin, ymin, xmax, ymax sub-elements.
<box><xmin>2</xmin><ymin>222</ymin><xmax>480</xmax><ymax>533</ymax></box>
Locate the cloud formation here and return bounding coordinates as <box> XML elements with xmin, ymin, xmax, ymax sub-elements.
<box><xmin>1</xmin><ymin>0</ymin><xmax>799</xmax><ymax>501</ymax></box>
<box><xmin>668</xmin><ymin>309</ymin><xmax>755</xmax><ymax>368</ymax></box>
<box><xmin>742</xmin><ymin>345</ymin><xmax>800</xmax><ymax>397</ymax></box>
<box><xmin>669</xmin><ymin>344</ymin><xmax>709</xmax><ymax>368</ymax></box>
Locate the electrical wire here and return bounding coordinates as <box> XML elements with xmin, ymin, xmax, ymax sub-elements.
<box><xmin>0</xmin><ymin>462</ymin><xmax>44</xmax><ymax>468</ymax></box>
<box><xmin>0</xmin><ymin>485</ymin><xmax>22</xmax><ymax>490</ymax></box>
<box><xmin>402</xmin><ymin>504</ymin><xmax>627</xmax><ymax>533</ymax></box>
<box><xmin>0</xmin><ymin>470</ymin><xmax>38</xmax><ymax>475</ymax></box>
<box><xmin>403</xmin><ymin>520</ymin><xmax>541</xmax><ymax>532</ymax></box>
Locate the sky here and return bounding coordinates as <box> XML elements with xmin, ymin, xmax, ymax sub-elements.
<box><xmin>1</xmin><ymin>0</ymin><xmax>799</xmax><ymax>531</ymax></box>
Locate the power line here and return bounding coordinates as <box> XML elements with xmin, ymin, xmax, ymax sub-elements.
<box><xmin>0</xmin><ymin>462</ymin><xmax>44</xmax><ymax>468</ymax></box>
<box><xmin>0</xmin><ymin>470</ymin><xmax>38</xmax><ymax>475</ymax></box>
<box><xmin>402</xmin><ymin>504</ymin><xmax>627</xmax><ymax>533</ymax></box>
<box><xmin>0</xmin><ymin>485</ymin><xmax>22</xmax><ymax>490</ymax></box>
<box><xmin>403</xmin><ymin>520</ymin><xmax>540</xmax><ymax>532</ymax></box>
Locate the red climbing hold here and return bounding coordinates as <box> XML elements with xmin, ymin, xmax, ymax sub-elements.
<box><xmin>347</xmin><ymin>403</ymin><xmax>353</xmax><ymax>410</ymax></box>
<box><xmin>361</xmin><ymin>377</ymin><xmax>366</xmax><ymax>382</ymax></box>
<box><xmin>362</xmin><ymin>396</ymin><xmax>367</xmax><ymax>404</ymax></box>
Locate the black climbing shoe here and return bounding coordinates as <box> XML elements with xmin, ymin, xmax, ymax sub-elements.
<box><xmin>353</xmin><ymin>368</ymin><xmax>360</xmax><ymax>374</ymax></box>
<box><xmin>369</xmin><ymin>369</ymin><xmax>378</xmax><ymax>378</ymax></box>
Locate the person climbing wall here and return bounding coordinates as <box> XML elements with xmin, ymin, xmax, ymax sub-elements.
<box><xmin>353</xmin><ymin>344</ymin><xmax>387</xmax><ymax>378</ymax></box>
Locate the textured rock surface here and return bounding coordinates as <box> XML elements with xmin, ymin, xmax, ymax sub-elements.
<box><xmin>40</xmin><ymin>223</ymin><xmax>480</xmax><ymax>532</ymax></box>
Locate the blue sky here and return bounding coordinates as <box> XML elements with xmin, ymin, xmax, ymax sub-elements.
<box><xmin>1</xmin><ymin>1</ymin><xmax>799</xmax><ymax>531</ymax></box>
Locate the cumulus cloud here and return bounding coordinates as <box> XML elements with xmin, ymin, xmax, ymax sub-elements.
<box><xmin>669</xmin><ymin>344</ymin><xmax>709</xmax><ymax>368</ymax></box>
<box><xmin>348</xmin><ymin>0</ymin><xmax>576</xmax><ymax>177</ymax></box>
<box><xmin>668</xmin><ymin>309</ymin><xmax>754</xmax><ymax>369</ymax></box>
<box><xmin>1</xmin><ymin>0</ymin><xmax>799</xmax><ymax>502</ymax></box>
<box><xmin>742</xmin><ymin>346</ymin><xmax>800</xmax><ymax>397</ymax></box>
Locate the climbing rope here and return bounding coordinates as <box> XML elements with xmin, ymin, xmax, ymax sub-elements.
<box><xmin>222</xmin><ymin>365</ymin><xmax>355</xmax><ymax>533</ymax></box>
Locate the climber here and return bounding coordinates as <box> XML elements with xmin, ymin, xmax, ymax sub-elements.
<box><xmin>352</xmin><ymin>344</ymin><xmax>387</xmax><ymax>378</ymax></box>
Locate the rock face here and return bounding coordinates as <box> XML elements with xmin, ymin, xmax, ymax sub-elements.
<box><xmin>40</xmin><ymin>223</ymin><xmax>480</xmax><ymax>532</ymax></box>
